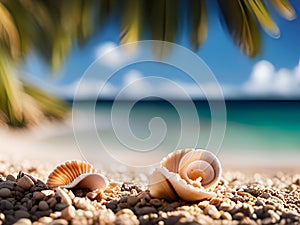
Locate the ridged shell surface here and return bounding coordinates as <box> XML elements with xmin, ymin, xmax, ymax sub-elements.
<box><xmin>46</xmin><ymin>160</ymin><xmax>108</xmax><ymax>191</ymax></box>
<box><xmin>148</xmin><ymin>148</ymin><xmax>222</xmax><ymax>202</ymax></box>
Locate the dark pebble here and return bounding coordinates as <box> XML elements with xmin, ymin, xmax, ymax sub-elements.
<box><xmin>0</xmin><ymin>199</ymin><xmax>13</xmax><ymax>210</ymax></box>
<box><xmin>14</xmin><ymin>210</ymin><xmax>30</xmax><ymax>219</ymax></box>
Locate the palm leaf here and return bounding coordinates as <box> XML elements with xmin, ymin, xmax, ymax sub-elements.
<box><xmin>148</xmin><ymin>0</ymin><xmax>179</xmax><ymax>57</ymax></box>
<box><xmin>189</xmin><ymin>0</ymin><xmax>207</xmax><ymax>50</ymax></box>
<box><xmin>23</xmin><ymin>83</ymin><xmax>68</xmax><ymax>120</ymax></box>
<box><xmin>270</xmin><ymin>0</ymin><xmax>296</xmax><ymax>20</ymax></box>
<box><xmin>0</xmin><ymin>52</ymin><xmax>24</xmax><ymax>127</ymax></box>
<box><xmin>0</xmin><ymin>2</ymin><xmax>20</xmax><ymax>60</ymax></box>
<box><xmin>246</xmin><ymin>0</ymin><xmax>280</xmax><ymax>38</ymax></box>
<box><xmin>218</xmin><ymin>0</ymin><xmax>261</xmax><ymax>57</ymax></box>
<box><xmin>120</xmin><ymin>0</ymin><xmax>141</xmax><ymax>53</ymax></box>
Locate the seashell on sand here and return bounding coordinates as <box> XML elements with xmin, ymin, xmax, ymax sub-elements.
<box><xmin>47</xmin><ymin>160</ymin><xmax>108</xmax><ymax>191</ymax></box>
<box><xmin>148</xmin><ymin>148</ymin><xmax>222</xmax><ymax>202</ymax></box>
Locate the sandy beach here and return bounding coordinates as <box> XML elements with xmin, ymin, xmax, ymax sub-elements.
<box><xmin>0</xmin><ymin>124</ymin><xmax>300</xmax><ymax>225</ymax></box>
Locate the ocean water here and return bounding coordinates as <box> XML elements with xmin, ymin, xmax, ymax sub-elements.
<box><xmin>68</xmin><ymin>100</ymin><xmax>300</xmax><ymax>169</ymax></box>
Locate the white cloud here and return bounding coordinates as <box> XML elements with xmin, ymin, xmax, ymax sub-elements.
<box><xmin>94</xmin><ymin>42</ymin><xmax>135</xmax><ymax>68</ymax></box>
<box><xmin>243</xmin><ymin>60</ymin><xmax>300</xmax><ymax>97</ymax></box>
<box><xmin>35</xmin><ymin>59</ymin><xmax>300</xmax><ymax>100</ymax></box>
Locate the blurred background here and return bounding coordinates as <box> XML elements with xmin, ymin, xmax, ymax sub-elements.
<box><xmin>0</xmin><ymin>0</ymin><xmax>299</xmax><ymax>171</ymax></box>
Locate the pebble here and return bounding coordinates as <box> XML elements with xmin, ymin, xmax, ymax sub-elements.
<box><xmin>38</xmin><ymin>201</ymin><xmax>49</xmax><ymax>211</ymax></box>
<box><xmin>12</xmin><ymin>218</ymin><xmax>32</xmax><ymax>225</ymax></box>
<box><xmin>0</xmin><ymin>188</ymin><xmax>11</xmax><ymax>198</ymax></box>
<box><xmin>0</xmin><ymin>199</ymin><xmax>13</xmax><ymax>210</ymax></box>
<box><xmin>115</xmin><ymin>213</ymin><xmax>139</xmax><ymax>225</ymax></box>
<box><xmin>14</xmin><ymin>210</ymin><xmax>30</xmax><ymax>219</ymax></box>
<box><xmin>232</xmin><ymin>212</ymin><xmax>245</xmax><ymax>220</ymax></box>
<box><xmin>98</xmin><ymin>209</ymin><xmax>116</xmax><ymax>224</ymax></box>
<box><xmin>204</xmin><ymin>205</ymin><xmax>221</xmax><ymax>219</ymax></box>
<box><xmin>0</xmin><ymin>181</ymin><xmax>15</xmax><ymax>189</ymax></box>
<box><xmin>61</xmin><ymin>205</ymin><xmax>75</xmax><ymax>221</ymax></box>
<box><xmin>33</xmin><ymin>192</ymin><xmax>45</xmax><ymax>201</ymax></box>
<box><xmin>48</xmin><ymin>219</ymin><xmax>68</xmax><ymax>225</ymax></box>
<box><xmin>17</xmin><ymin>175</ymin><xmax>34</xmax><ymax>190</ymax></box>
<box><xmin>221</xmin><ymin>211</ymin><xmax>232</xmax><ymax>220</ymax></box>
<box><xmin>149</xmin><ymin>198</ymin><xmax>162</xmax><ymax>207</ymax></box>
<box><xmin>135</xmin><ymin>206</ymin><xmax>157</xmax><ymax>215</ymax></box>
<box><xmin>127</xmin><ymin>196</ymin><xmax>139</xmax><ymax>206</ymax></box>
<box><xmin>6</xmin><ymin>174</ymin><xmax>16</xmax><ymax>182</ymax></box>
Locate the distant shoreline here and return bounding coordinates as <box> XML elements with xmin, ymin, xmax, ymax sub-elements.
<box><xmin>65</xmin><ymin>98</ymin><xmax>300</xmax><ymax>104</ymax></box>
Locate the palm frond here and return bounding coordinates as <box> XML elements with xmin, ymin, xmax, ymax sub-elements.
<box><xmin>270</xmin><ymin>0</ymin><xmax>296</xmax><ymax>20</ymax></box>
<box><xmin>218</xmin><ymin>0</ymin><xmax>261</xmax><ymax>57</ymax></box>
<box><xmin>148</xmin><ymin>0</ymin><xmax>178</xmax><ymax>57</ymax></box>
<box><xmin>120</xmin><ymin>0</ymin><xmax>141</xmax><ymax>53</ymax></box>
<box><xmin>189</xmin><ymin>0</ymin><xmax>207</xmax><ymax>50</ymax></box>
<box><xmin>0</xmin><ymin>2</ymin><xmax>20</xmax><ymax>60</ymax></box>
<box><xmin>23</xmin><ymin>83</ymin><xmax>68</xmax><ymax>120</ymax></box>
<box><xmin>245</xmin><ymin>0</ymin><xmax>280</xmax><ymax>38</ymax></box>
<box><xmin>0</xmin><ymin>52</ymin><xmax>24</xmax><ymax>127</ymax></box>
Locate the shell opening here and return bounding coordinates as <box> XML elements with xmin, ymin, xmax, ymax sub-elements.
<box><xmin>181</xmin><ymin>160</ymin><xmax>214</xmax><ymax>186</ymax></box>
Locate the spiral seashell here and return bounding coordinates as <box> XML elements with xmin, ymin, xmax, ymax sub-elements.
<box><xmin>148</xmin><ymin>148</ymin><xmax>222</xmax><ymax>202</ymax></box>
<box><xmin>46</xmin><ymin>160</ymin><xmax>109</xmax><ymax>191</ymax></box>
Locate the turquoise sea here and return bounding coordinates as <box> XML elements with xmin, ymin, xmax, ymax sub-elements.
<box><xmin>68</xmin><ymin>100</ymin><xmax>300</xmax><ymax>169</ymax></box>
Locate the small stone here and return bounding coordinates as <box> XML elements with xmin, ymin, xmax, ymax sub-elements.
<box><xmin>61</xmin><ymin>205</ymin><xmax>75</xmax><ymax>221</ymax></box>
<box><xmin>221</xmin><ymin>211</ymin><xmax>232</xmax><ymax>220</ymax></box>
<box><xmin>0</xmin><ymin>199</ymin><xmax>13</xmax><ymax>210</ymax></box>
<box><xmin>0</xmin><ymin>188</ymin><xmax>11</xmax><ymax>198</ymax></box>
<box><xmin>50</xmin><ymin>211</ymin><xmax>62</xmax><ymax>219</ymax></box>
<box><xmin>48</xmin><ymin>219</ymin><xmax>68</xmax><ymax>225</ymax></box>
<box><xmin>38</xmin><ymin>201</ymin><xmax>49</xmax><ymax>211</ymax></box>
<box><xmin>54</xmin><ymin>203</ymin><xmax>67</xmax><ymax>211</ymax></box>
<box><xmin>149</xmin><ymin>198</ymin><xmax>162</xmax><ymax>207</ymax></box>
<box><xmin>30</xmin><ymin>205</ymin><xmax>38</xmax><ymax>214</ymax></box>
<box><xmin>0</xmin><ymin>181</ymin><xmax>15</xmax><ymax>189</ymax></box>
<box><xmin>115</xmin><ymin>213</ymin><xmax>139</xmax><ymax>225</ymax></box>
<box><xmin>260</xmin><ymin>193</ymin><xmax>271</xmax><ymax>199</ymax></box>
<box><xmin>38</xmin><ymin>216</ymin><xmax>53</xmax><ymax>223</ymax></box>
<box><xmin>198</xmin><ymin>200</ymin><xmax>210</xmax><ymax>210</ymax></box>
<box><xmin>232</xmin><ymin>212</ymin><xmax>245</xmax><ymax>220</ymax></box>
<box><xmin>261</xmin><ymin>217</ymin><xmax>274</xmax><ymax>225</ymax></box>
<box><xmin>47</xmin><ymin>197</ymin><xmax>57</xmax><ymax>208</ymax></box>
<box><xmin>33</xmin><ymin>192</ymin><xmax>45</xmax><ymax>201</ymax></box>
<box><xmin>17</xmin><ymin>176</ymin><xmax>34</xmax><ymax>190</ymax></box>
<box><xmin>41</xmin><ymin>190</ymin><xmax>55</xmax><ymax>197</ymax></box>
<box><xmin>116</xmin><ymin>208</ymin><xmax>135</xmax><ymax>216</ymax></box>
<box><xmin>219</xmin><ymin>202</ymin><xmax>232</xmax><ymax>211</ymax></box>
<box><xmin>98</xmin><ymin>209</ymin><xmax>116</xmax><ymax>224</ymax></box>
<box><xmin>135</xmin><ymin>206</ymin><xmax>157</xmax><ymax>215</ymax></box>
<box><xmin>86</xmin><ymin>192</ymin><xmax>98</xmax><ymax>200</ymax></box>
<box><xmin>14</xmin><ymin>186</ymin><xmax>25</xmax><ymax>193</ymax></box>
<box><xmin>12</xmin><ymin>218</ymin><xmax>32</xmax><ymax>225</ymax></box>
<box><xmin>209</xmin><ymin>197</ymin><xmax>223</xmax><ymax>206</ymax></box>
<box><xmin>35</xmin><ymin>209</ymin><xmax>52</xmax><ymax>218</ymax></box>
<box><xmin>14</xmin><ymin>210</ymin><xmax>30</xmax><ymax>219</ymax></box>
<box><xmin>127</xmin><ymin>196</ymin><xmax>139</xmax><ymax>206</ymax></box>
<box><xmin>73</xmin><ymin>197</ymin><xmax>87</xmax><ymax>209</ymax></box>
<box><xmin>6</xmin><ymin>174</ymin><xmax>16</xmax><ymax>182</ymax></box>
<box><xmin>196</xmin><ymin>214</ymin><xmax>213</xmax><ymax>224</ymax></box>
<box><xmin>204</xmin><ymin>205</ymin><xmax>221</xmax><ymax>219</ymax></box>
<box><xmin>268</xmin><ymin>210</ymin><xmax>280</xmax><ymax>222</ymax></box>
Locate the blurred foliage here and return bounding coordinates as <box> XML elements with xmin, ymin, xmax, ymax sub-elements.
<box><xmin>0</xmin><ymin>0</ymin><xmax>297</xmax><ymax>127</ymax></box>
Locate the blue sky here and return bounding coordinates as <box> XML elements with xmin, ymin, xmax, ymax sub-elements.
<box><xmin>23</xmin><ymin>1</ymin><xmax>300</xmax><ymax>100</ymax></box>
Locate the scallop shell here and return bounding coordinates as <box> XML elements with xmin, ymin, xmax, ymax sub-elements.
<box><xmin>148</xmin><ymin>148</ymin><xmax>222</xmax><ymax>202</ymax></box>
<box><xmin>46</xmin><ymin>160</ymin><xmax>108</xmax><ymax>191</ymax></box>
